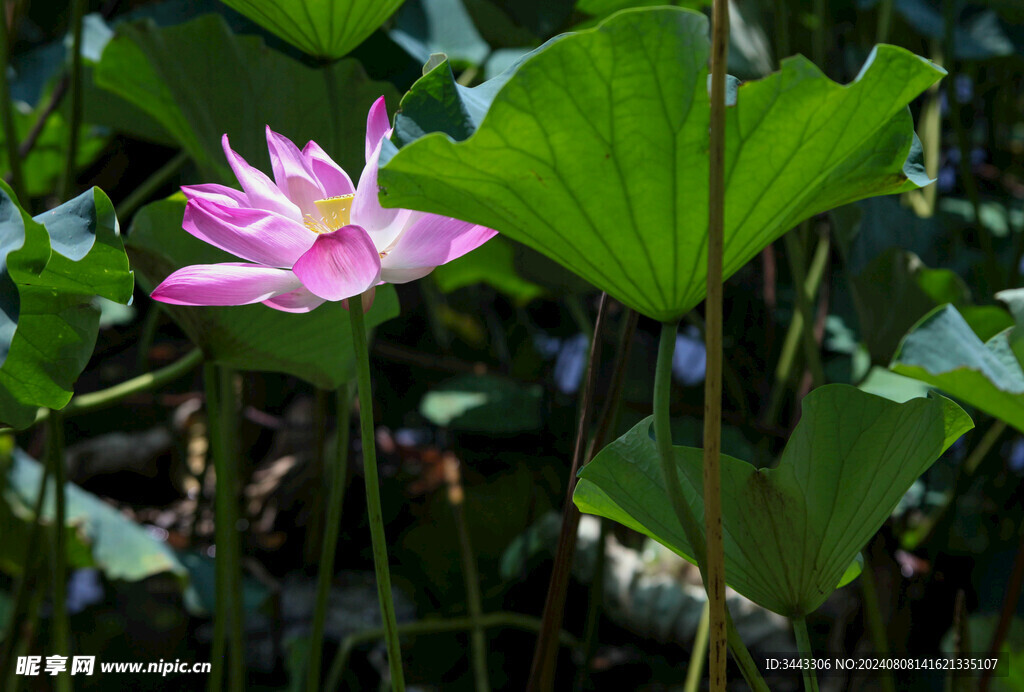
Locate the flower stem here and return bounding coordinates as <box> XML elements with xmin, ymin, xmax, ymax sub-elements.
<box><xmin>60</xmin><ymin>0</ymin><xmax>86</xmax><ymax>200</ymax></box>
<box><xmin>306</xmin><ymin>382</ymin><xmax>355</xmax><ymax>692</ymax></box>
<box><xmin>47</xmin><ymin>411</ymin><xmax>71</xmax><ymax>692</ymax></box>
<box><xmin>205</xmin><ymin>363</ymin><xmax>245</xmax><ymax>692</ymax></box>
<box><xmin>0</xmin><ymin>3</ymin><xmax>25</xmax><ymax>201</ymax></box>
<box><xmin>444</xmin><ymin>453</ymin><xmax>490</xmax><ymax>692</ymax></box>
<box><xmin>526</xmin><ymin>293</ymin><xmax>611</xmax><ymax>692</ymax></box>
<box><xmin>707</xmin><ymin>0</ymin><xmax>731</xmax><ymax>686</ymax></box>
<box><xmin>793</xmin><ymin>617</ymin><xmax>820</xmax><ymax>692</ymax></box>
<box><xmin>348</xmin><ymin>292</ymin><xmax>406</xmax><ymax>691</ymax></box>
<box><xmin>683</xmin><ymin>602</ymin><xmax>710</xmax><ymax>692</ymax></box>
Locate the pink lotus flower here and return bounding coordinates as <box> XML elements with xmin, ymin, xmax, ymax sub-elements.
<box><xmin>151</xmin><ymin>97</ymin><xmax>496</xmax><ymax>312</ymax></box>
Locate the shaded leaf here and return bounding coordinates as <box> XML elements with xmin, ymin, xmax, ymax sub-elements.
<box><xmin>390</xmin><ymin>0</ymin><xmax>490</xmax><ymax>67</ymax></box>
<box><xmin>94</xmin><ymin>15</ymin><xmax>398</xmax><ymax>183</ymax></box>
<box><xmin>432</xmin><ymin>236</ymin><xmax>544</xmax><ymax>303</ymax></box>
<box><xmin>892</xmin><ymin>302</ymin><xmax>1024</xmax><ymax>433</ymax></box>
<box><xmin>379</xmin><ymin>8</ymin><xmax>943</xmax><ymax>321</ymax></box>
<box><xmin>0</xmin><ymin>448</ymin><xmax>186</xmax><ymax>583</ymax></box>
<box><xmin>419</xmin><ymin>373</ymin><xmax>543</xmax><ymax>432</ymax></box>
<box><xmin>0</xmin><ymin>184</ymin><xmax>133</xmax><ymax>429</ymax></box>
<box><xmin>574</xmin><ymin>384</ymin><xmax>971</xmax><ymax>616</ymax></box>
<box><xmin>126</xmin><ymin>196</ymin><xmax>399</xmax><ymax>389</ymax></box>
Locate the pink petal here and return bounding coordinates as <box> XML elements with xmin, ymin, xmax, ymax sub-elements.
<box><xmin>266</xmin><ymin>127</ymin><xmax>326</xmax><ymax>218</ymax></box>
<box><xmin>181</xmin><ymin>183</ymin><xmax>248</xmax><ymax>208</ymax></box>
<box><xmin>379</xmin><ymin>213</ymin><xmax>497</xmax><ymax>284</ymax></box>
<box><xmin>183</xmin><ymin>199</ymin><xmax>316</xmax><ymax>267</ymax></box>
<box><xmin>292</xmin><ymin>225</ymin><xmax>382</xmax><ymax>302</ymax></box>
<box><xmin>365</xmin><ymin>96</ymin><xmax>391</xmax><ymax>163</ymax></box>
<box><xmin>262</xmin><ymin>285</ymin><xmax>327</xmax><ymax>312</ymax></box>
<box><xmin>222</xmin><ymin>134</ymin><xmax>301</xmax><ymax>219</ymax></box>
<box><xmin>351</xmin><ymin>138</ymin><xmax>403</xmax><ymax>237</ymax></box>
<box><xmin>302</xmin><ymin>140</ymin><xmax>355</xmax><ymax>197</ymax></box>
<box><xmin>150</xmin><ymin>263</ymin><xmax>301</xmax><ymax>306</ymax></box>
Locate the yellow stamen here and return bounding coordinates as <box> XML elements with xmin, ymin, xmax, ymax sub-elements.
<box><xmin>303</xmin><ymin>194</ymin><xmax>356</xmax><ymax>234</ymax></box>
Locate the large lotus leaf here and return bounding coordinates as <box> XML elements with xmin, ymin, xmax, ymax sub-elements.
<box><xmin>93</xmin><ymin>14</ymin><xmax>398</xmax><ymax>183</ymax></box>
<box><xmin>126</xmin><ymin>196</ymin><xmax>398</xmax><ymax>389</ymax></box>
<box><xmin>574</xmin><ymin>384</ymin><xmax>972</xmax><ymax>617</ymax></box>
<box><xmin>0</xmin><ymin>183</ymin><xmax>133</xmax><ymax>429</ymax></box>
<box><xmin>891</xmin><ymin>303</ymin><xmax>1024</xmax><ymax>434</ymax></box>
<box><xmin>0</xmin><ymin>447</ymin><xmax>186</xmax><ymax>583</ymax></box>
<box><xmin>219</xmin><ymin>0</ymin><xmax>404</xmax><ymax>60</ymax></box>
<box><xmin>378</xmin><ymin>7</ymin><xmax>943</xmax><ymax>322</ymax></box>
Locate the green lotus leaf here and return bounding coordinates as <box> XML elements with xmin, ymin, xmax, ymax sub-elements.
<box><xmin>0</xmin><ymin>183</ymin><xmax>133</xmax><ymax>429</ymax></box>
<box><xmin>891</xmin><ymin>301</ymin><xmax>1024</xmax><ymax>434</ymax></box>
<box><xmin>0</xmin><ymin>448</ymin><xmax>186</xmax><ymax>583</ymax></box>
<box><xmin>220</xmin><ymin>0</ymin><xmax>405</xmax><ymax>60</ymax></box>
<box><xmin>574</xmin><ymin>384</ymin><xmax>971</xmax><ymax>617</ymax></box>
<box><xmin>94</xmin><ymin>14</ymin><xmax>398</xmax><ymax>183</ymax></box>
<box><xmin>126</xmin><ymin>196</ymin><xmax>398</xmax><ymax>389</ymax></box>
<box><xmin>378</xmin><ymin>7</ymin><xmax>943</xmax><ymax>321</ymax></box>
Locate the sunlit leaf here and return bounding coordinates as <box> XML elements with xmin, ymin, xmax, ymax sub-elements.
<box><xmin>126</xmin><ymin>196</ymin><xmax>398</xmax><ymax>389</ymax></box>
<box><xmin>379</xmin><ymin>7</ymin><xmax>943</xmax><ymax>321</ymax></box>
<box><xmin>574</xmin><ymin>384</ymin><xmax>971</xmax><ymax>616</ymax></box>
<box><xmin>220</xmin><ymin>0</ymin><xmax>405</xmax><ymax>60</ymax></box>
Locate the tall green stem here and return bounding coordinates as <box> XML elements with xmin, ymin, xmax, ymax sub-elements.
<box><xmin>348</xmin><ymin>293</ymin><xmax>406</xmax><ymax>691</ymax></box>
<box><xmin>205</xmin><ymin>363</ymin><xmax>245</xmax><ymax>692</ymax></box>
<box><xmin>683</xmin><ymin>602</ymin><xmax>710</xmax><ymax>692</ymax></box>
<box><xmin>653</xmin><ymin>323</ymin><xmax>770</xmax><ymax>692</ymax></box>
<box><xmin>793</xmin><ymin>617</ymin><xmax>820</xmax><ymax>692</ymax></box>
<box><xmin>859</xmin><ymin>554</ymin><xmax>896</xmax><ymax>692</ymax></box>
<box><xmin>60</xmin><ymin>0</ymin><xmax>86</xmax><ymax>200</ymax></box>
<box><xmin>526</xmin><ymin>294</ymin><xmax>611</xmax><ymax>692</ymax></box>
<box><xmin>306</xmin><ymin>382</ymin><xmax>355</xmax><ymax>692</ymax></box>
<box><xmin>784</xmin><ymin>227</ymin><xmax>826</xmax><ymax>390</ymax></box>
<box><xmin>445</xmin><ymin>454</ymin><xmax>490</xmax><ymax>692</ymax></box>
<box><xmin>706</xmin><ymin>0</ymin><xmax>731</xmax><ymax>686</ymax></box>
<box><xmin>0</xmin><ymin>2</ymin><xmax>25</xmax><ymax>201</ymax></box>
<box><xmin>47</xmin><ymin>411</ymin><xmax>71</xmax><ymax>692</ymax></box>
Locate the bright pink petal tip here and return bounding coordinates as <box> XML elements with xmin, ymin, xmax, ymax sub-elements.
<box><xmin>365</xmin><ymin>96</ymin><xmax>391</xmax><ymax>163</ymax></box>
<box><xmin>221</xmin><ymin>134</ymin><xmax>300</xmax><ymax>219</ymax></box>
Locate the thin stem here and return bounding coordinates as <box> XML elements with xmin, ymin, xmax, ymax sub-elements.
<box><xmin>875</xmin><ymin>0</ymin><xmax>893</xmax><ymax>44</ymax></box>
<box><xmin>205</xmin><ymin>364</ymin><xmax>245</xmax><ymax>692</ymax></box>
<box><xmin>763</xmin><ymin>233</ymin><xmax>829</xmax><ymax>427</ymax></box>
<box><xmin>2</xmin><ymin>348</ymin><xmax>204</xmax><ymax>434</ymax></box>
<box><xmin>0</xmin><ymin>463</ymin><xmax>51</xmax><ymax>679</ymax></box>
<box><xmin>47</xmin><ymin>411</ymin><xmax>71</xmax><ymax>692</ymax></box>
<box><xmin>115</xmin><ymin>151</ymin><xmax>189</xmax><ymax>219</ymax></box>
<box><xmin>306</xmin><ymin>382</ymin><xmax>354</xmax><ymax>692</ymax></box>
<box><xmin>683</xmin><ymin>602</ymin><xmax>710</xmax><ymax>692</ymax></box>
<box><xmin>653</xmin><ymin>323</ymin><xmax>770</xmax><ymax>692</ymax></box>
<box><xmin>348</xmin><ymin>292</ymin><xmax>406</xmax><ymax>691</ymax></box>
<box><xmin>325</xmin><ymin>612</ymin><xmax>580</xmax><ymax>691</ymax></box>
<box><xmin>526</xmin><ymin>293</ymin><xmax>611</xmax><ymax>692</ymax></box>
<box><xmin>706</xmin><ymin>0</ymin><xmax>730</xmax><ymax>686</ymax></box>
<box><xmin>943</xmin><ymin>0</ymin><xmax>999</xmax><ymax>289</ymax></box>
<box><xmin>859</xmin><ymin>554</ymin><xmax>896</xmax><ymax>692</ymax></box>
<box><xmin>793</xmin><ymin>617</ymin><xmax>820</xmax><ymax>692</ymax></box>
<box><xmin>445</xmin><ymin>453</ymin><xmax>490</xmax><ymax>692</ymax></box>
<box><xmin>979</xmin><ymin>520</ymin><xmax>1024</xmax><ymax>692</ymax></box>
<box><xmin>784</xmin><ymin>227</ymin><xmax>826</xmax><ymax>390</ymax></box>
<box><xmin>0</xmin><ymin>2</ymin><xmax>26</xmax><ymax>200</ymax></box>
<box><xmin>59</xmin><ymin>0</ymin><xmax>86</xmax><ymax>200</ymax></box>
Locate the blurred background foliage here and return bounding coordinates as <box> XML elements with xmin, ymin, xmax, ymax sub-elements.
<box><xmin>1</xmin><ymin>0</ymin><xmax>1024</xmax><ymax>690</ymax></box>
